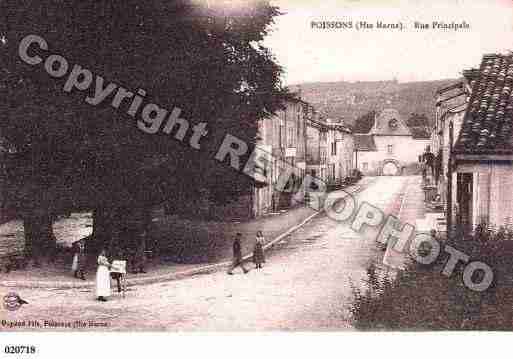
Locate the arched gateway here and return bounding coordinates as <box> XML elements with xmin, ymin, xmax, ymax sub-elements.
<box><xmin>381</xmin><ymin>159</ymin><xmax>401</xmax><ymax>176</ymax></box>
<box><xmin>354</xmin><ymin>109</ymin><xmax>430</xmax><ymax>176</ymax></box>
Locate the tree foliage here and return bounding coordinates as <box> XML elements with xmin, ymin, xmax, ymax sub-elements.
<box><xmin>0</xmin><ymin>0</ymin><xmax>290</xmax><ymax>210</ymax></box>
<box><xmin>0</xmin><ymin>0</ymin><xmax>291</xmax><ymax>255</ymax></box>
<box><xmin>352</xmin><ymin>110</ymin><xmax>376</xmax><ymax>133</ymax></box>
<box><xmin>407</xmin><ymin>113</ymin><xmax>430</xmax><ymax>128</ymax></box>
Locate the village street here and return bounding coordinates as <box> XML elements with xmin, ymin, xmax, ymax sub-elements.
<box><xmin>2</xmin><ymin>176</ymin><xmax>424</xmax><ymax>331</ymax></box>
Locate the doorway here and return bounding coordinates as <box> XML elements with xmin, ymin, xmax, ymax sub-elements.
<box><xmin>457</xmin><ymin>173</ymin><xmax>473</xmax><ymax>235</ymax></box>
<box><xmin>382</xmin><ymin>161</ymin><xmax>399</xmax><ymax>176</ymax></box>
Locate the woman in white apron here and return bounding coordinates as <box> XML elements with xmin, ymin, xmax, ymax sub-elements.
<box><xmin>96</xmin><ymin>249</ymin><xmax>112</xmax><ymax>302</ymax></box>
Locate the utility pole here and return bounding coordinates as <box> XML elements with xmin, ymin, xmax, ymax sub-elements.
<box><xmin>447</xmin><ymin>120</ymin><xmax>454</xmax><ymax>240</ymax></box>
<box><xmin>354</xmin><ymin>147</ymin><xmax>358</xmax><ymax>171</ymax></box>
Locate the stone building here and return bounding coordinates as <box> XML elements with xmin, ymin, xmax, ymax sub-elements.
<box><xmin>354</xmin><ymin>109</ymin><xmax>430</xmax><ymax>175</ymax></box>
<box><xmin>452</xmin><ymin>53</ymin><xmax>513</xmax><ymax>233</ymax></box>
<box><xmin>251</xmin><ymin>98</ymin><xmax>311</xmax><ymax>217</ymax></box>
<box><xmin>306</xmin><ymin>115</ymin><xmax>328</xmax><ymax>182</ymax></box>
<box><xmin>432</xmin><ymin>81</ymin><xmax>469</xmax><ymax>225</ymax></box>
<box><xmin>325</xmin><ymin>119</ymin><xmax>354</xmax><ymax>184</ymax></box>
<box><xmin>306</xmin><ymin>117</ymin><xmax>354</xmax><ymax>185</ymax></box>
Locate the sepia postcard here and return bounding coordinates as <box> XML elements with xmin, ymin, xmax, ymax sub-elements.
<box><xmin>1</xmin><ymin>0</ymin><xmax>513</xmax><ymax>357</ymax></box>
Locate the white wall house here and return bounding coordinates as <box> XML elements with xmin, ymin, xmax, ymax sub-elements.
<box><xmin>453</xmin><ymin>54</ymin><xmax>513</xmax><ymax>233</ymax></box>
<box><xmin>354</xmin><ymin>109</ymin><xmax>430</xmax><ymax>176</ymax></box>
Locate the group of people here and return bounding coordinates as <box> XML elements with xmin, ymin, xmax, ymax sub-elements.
<box><xmin>72</xmin><ymin>230</ymin><xmax>268</xmax><ymax>302</ymax></box>
<box><xmin>70</xmin><ymin>233</ymin><xmax>148</xmax><ymax>302</ymax></box>
<box><xmin>227</xmin><ymin>231</ymin><xmax>266</xmax><ymax>275</ymax></box>
<box><xmin>95</xmin><ymin>246</ymin><xmax>147</xmax><ymax>302</ymax></box>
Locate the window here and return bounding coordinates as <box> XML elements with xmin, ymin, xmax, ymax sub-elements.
<box><xmin>287</xmin><ymin>125</ymin><xmax>295</xmax><ymax>147</ymax></box>
<box><xmin>387</xmin><ymin>144</ymin><xmax>394</xmax><ymax>154</ymax></box>
<box><xmin>280</xmin><ymin>118</ymin><xmax>286</xmax><ymax>147</ymax></box>
<box><xmin>320</xmin><ymin>149</ymin><xmax>327</xmax><ymax>163</ymax></box>
<box><xmin>331</xmin><ymin>142</ymin><xmax>337</xmax><ymax>156</ymax></box>
<box><xmin>363</xmin><ymin>162</ymin><xmax>369</xmax><ymax>171</ymax></box>
<box><xmin>254</xmin><ymin>156</ymin><xmax>269</xmax><ymax>179</ymax></box>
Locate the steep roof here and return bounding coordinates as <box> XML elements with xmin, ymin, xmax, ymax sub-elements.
<box><xmin>354</xmin><ymin>134</ymin><xmax>377</xmax><ymax>151</ymax></box>
<box><xmin>454</xmin><ymin>53</ymin><xmax>513</xmax><ymax>155</ymax></box>
<box><xmin>370</xmin><ymin>109</ymin><xmax>412</xmax><ymax>136</ymax></box>
<box><xmin>308</xmin><ymin>118</ymin><xmax>352</xmax><ymax>133</ymax></box>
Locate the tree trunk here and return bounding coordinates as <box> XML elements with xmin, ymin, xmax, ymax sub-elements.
<box><xmin>23</xmin><ymin>210</ymin><xmax>56</xmax><ymax>264</ymax></box>
<box><xmin>91</xmin><ymin>206</ymin><xmax>117</xmax><ymax>254</ymax></box>
<box><xmin>92</xmin><ymin>202</ymin><xmax>152</xmax><ymax>257</ymax></box>
<box><xmin>23</xmin><ymin>215</ymin><xmax>37</xmax><ymax>262</ymax></box>
<box><xmin>141</xmin><ymin>206</ymin><xmax>152</xmax><ymax>234</ymax></box>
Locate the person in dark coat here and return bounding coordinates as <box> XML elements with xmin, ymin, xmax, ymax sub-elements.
<box><xmin>72</xmin><ymin>239</ymin><xmax>86</xmax><ymax>280</ymax></box>
<box><xmin>253</xmin><ymin>231</ymin><xmax>265</xmax><ymax>269</ymax></box>
<box><xmin>422</xmin><ymin>146</ymin><xmax>436</xmax><ymax>178</ymax></box>
<box><xmin>227</xmin><ymin>233</ymin><xmax>249</xmax><ymax>275</ymax></box>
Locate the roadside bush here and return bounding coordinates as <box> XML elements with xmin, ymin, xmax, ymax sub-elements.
<box><xmin>348</xmin><ymin>235</ymin><xmax>513</xmax><ymax>330</ymax></box>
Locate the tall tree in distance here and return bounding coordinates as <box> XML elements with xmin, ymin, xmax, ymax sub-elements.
<box><xmin>352</xmin><ymin>110</ymin><xmax>376</xmax><ymax>133</ymax></box>
<box><xmin>0</xmin><ymin>0</ymin><xmax>291</xmax><ymax>257</ymax></box>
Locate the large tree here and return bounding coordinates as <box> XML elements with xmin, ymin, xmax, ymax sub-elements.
<box><xmin>353</xmin><ymin>110</ymin><xmax>376</xmax><ymax>134</ymax></box>
<box><xmin>0</xmin><ymin>0</ymin><xmax>291</xmax><ymax>257</ymax></box>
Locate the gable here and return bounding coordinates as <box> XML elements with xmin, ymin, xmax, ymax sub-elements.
<box><xmin>370</xmin><ymin>109</ymin><xmax>412</xmax><ymax>136</ymax></box>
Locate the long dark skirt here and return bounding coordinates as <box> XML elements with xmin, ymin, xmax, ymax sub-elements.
<box><xmin>253</xmin><ymin>242</ymin><xmax>265</xmax><ymax>265</ymax></box>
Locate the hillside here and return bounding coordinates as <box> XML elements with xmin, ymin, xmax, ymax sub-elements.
<box><xmin>291</xmin><ymin>79</ymin><xmax>459</xmax><ymax>128</ymax></box>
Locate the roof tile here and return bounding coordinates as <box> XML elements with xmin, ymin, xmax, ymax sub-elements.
<box><xmin>354</xmin><ymin>134</ymin><xmax>377</xmax><ymax>151</ymax></box>
<box><xmin>454</xmin><ymin>53</ymin><xmax>513</xmax><ymax>154</ymax></box>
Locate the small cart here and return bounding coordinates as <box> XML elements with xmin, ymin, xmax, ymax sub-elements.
<box><xmin>110</xmin><ymin>260</ymin><xmax>127</xmax><ymax>298</ymax></box>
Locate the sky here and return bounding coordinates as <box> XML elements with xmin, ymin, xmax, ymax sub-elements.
<box><xmin>262</xmin><ymin>0</ymin><xmax>513</xmax><ymax>85</ymax></box>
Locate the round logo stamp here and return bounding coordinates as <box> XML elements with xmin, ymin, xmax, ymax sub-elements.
<box><xmin>3</xmin><ymin>292</ymin><xmax>22</xmax><ymax>311</ymax></box>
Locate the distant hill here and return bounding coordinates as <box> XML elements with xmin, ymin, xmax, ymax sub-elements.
<box><xmin>291</xmin><ymin>79</ymin><xmax>458</xmax><ymax>128</ymax></box>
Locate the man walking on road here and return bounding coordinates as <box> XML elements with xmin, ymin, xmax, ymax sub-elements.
<box><xmin>227</xmin><ymin>233</ymin><xmax>249</xmax><ymax>275</ymax></box>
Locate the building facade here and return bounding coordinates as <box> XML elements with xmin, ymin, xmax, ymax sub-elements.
<box><xmin>432</xmin><ymin>81</ymin><xmax>469</xmax><ymax>225</ymax></box>
<box><xmin>251</xmin><ymin>99</ymin><xmax>311</xmax><ymax>218</ymax></box>
<box><xmin>325</xmin><ymin>119</ymin><xmax>354</xmax><ymax>184</ymax></box>
<box><xmin>354</xmin><ymin>109</ymin><xmax>430</xmax><ymax>176</ymax></box>
<box><xmin>306</xmin><ymin>117</ymin><xmax>354</xmax><ymax>185</ymax></box>
<box><xmin>306</xmin><ymin>115</ymin><xmax>328</xmax><ymax>182</ymax></box>
<box><xmin>452</xmin><ymin>54</ymin><xmax>513</xmax><ymax>233</ymax></box>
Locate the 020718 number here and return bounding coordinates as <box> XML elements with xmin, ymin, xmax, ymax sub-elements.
<box><xmin>4</xmin><ymin>345</ymin><xmax>36</xmax><ymax>354</ymax></box>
